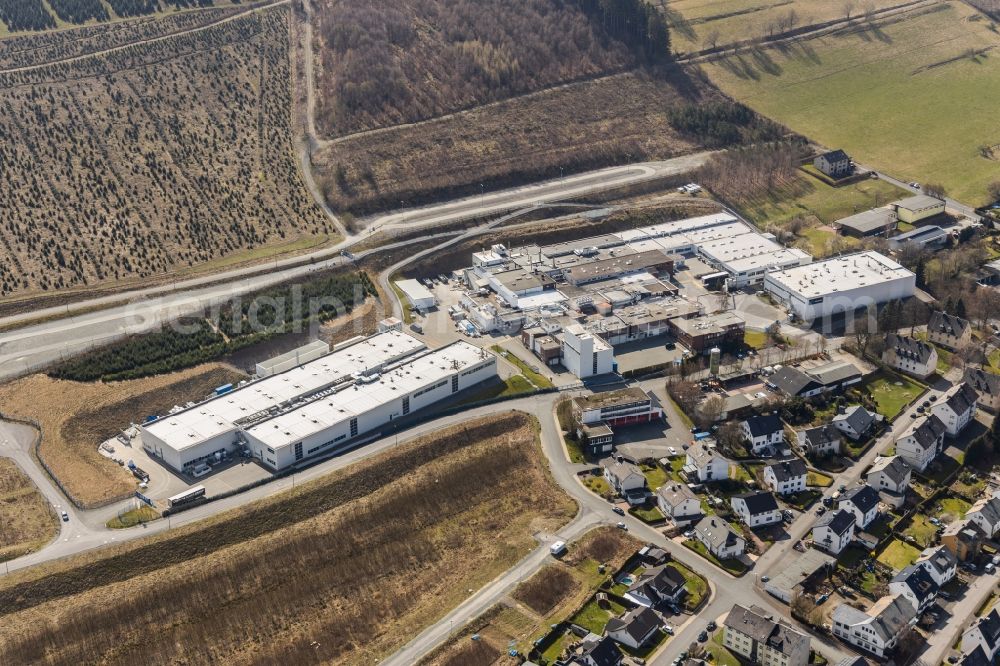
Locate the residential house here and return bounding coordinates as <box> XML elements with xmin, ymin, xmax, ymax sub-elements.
<box><xmin>832</xmin><ymin>405</ymin><xmax>878</xmax><ymax>441</ymax></box>
<box><xmin>602</xmin><ymin>458</ymin><xmax>648</xmax><ymax>506</ymax></box>
<box><xmin>964</xmin><ymin>368</ymin><xmax>1000</xmax><ymax>413</ymax></box>
<box><xmin>723</xmin><ymin>604</ymin><xmax>811</xmax><ymax>666</ymax></box>
<box><xmin>812</xmin><ymin>509</ymin><xmax>856</xmax><ymax>555</ymax></box>
<box><xmin>960</xmin><ymin>646</ymin><xmax>992</xmax><ymax>666</ymax></box>
<box><xmin>866</xmin><ymin>456</ymin><xmax>912</xmax><ymax>495</ymax></box>
<box><xmin>732</xmin><ymin>491</ymin><xmax>782</xmax><ymax>528</ymax></box>
<box><xmin>889</xmin><ymin>564</ymin><xmax>939</xmax><ymax>614</ymax></box>
<box><xmin>931</xmin><ymin>383</ymin><xmax>979</xmax><ymax>437</ymax></box>
<box><xmin>895</xmin><ymin>415</ymin><xmax>947</xmax><ymax>472</ymax></box>
<box><xmin>763</xmin><ymin>459</ymin><xmax>808</xmax><ymax>496</ymax></box>
<box><xmin>763</xmin><ymin>548</ymin><xmax>834</xmax><ymax>604</ymax></box>
<box><xmin>962</xmin><ymin>608</ymin><xmax>1000</xmax><ymax>664</ymax></box>
<box><xmin>577</xmin><ymin>635</ymin><xmax>623</xmax><ymax>666</ymax></box>
<box><xmin>831</xmin><ymin>595</ymin><xmax>917</xmax><ymax>658</ymax></box>
<box><xmin>605</xmin><ymin>606</ymin><xmax>661</xmax><ymax>650</ymax></box>
<box><xmin>767</xmin><ymin>361</ymin><xmax>862</xmax><ymax>398</ymax></box>
<box><xmin>837</xmin><ymin>485</ymin><xmax>880</xmax><ymax>530</ymax></box>
<box><xmin>941</xmin><ymin>519</ymin><xmax>984</xmax><ymax>562</ymax></box>
<box><xmin>927</xmin><ymin>311</ymin><xmax>972</xmax><ymax>351</ymax></box>
<box><xmin>656</xmin><ymin>482</ymin><xmax>702</xmax><ymax>528</ymax></box>
<box><xmin>882</xmin><ymin>334</ymin><xmax>938</xmax><ymax>379</ymax></box>
<box><xmin>741</xmin><ymin>414</ymin><xmax>784</xmax><ymax>455</ymax></box>
<box><xmin>967</xmin><ymin>496</ymin><xmax>1000</xmax><ymax>539</ymax></box>
<box><xmin>625</xmin><ymin>564</ymin><xmax>687</xmax><ymax>608</ymax></box>
<box><xmin>683</xmin><ymin>442</ymin><xmax>729</xmax><ymax>482</ymax></box>
<box><xmin>694</xmin><ymin>515</ymin><xmax>746</xmax><ymax>560</ymax></box>
<box><xmin>814</xmin><ymin>149</ymin><xmax>852</xmax><ymax>179</ymax></box>
<box><xmin>797</xmin><ymin>424</ymin><xmax>842</xmax><ymax>457</ymax></box>
<box><xmin>916</xmin><ymin>545</ymin><xmax>958</xmax><ymax>587</ymax></box>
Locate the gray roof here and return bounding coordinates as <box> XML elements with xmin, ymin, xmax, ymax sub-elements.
<box><xmin>602</xmin><ymin>458</ymin><xmax>644</xmax><ymax>483</ymax></box>
<box><xmin>941</xmin><ymin>382</ymin><xmax>979</xmax><ymax>417</ymax></box>
<box><xmin>768</xmin><ymin>366</ymin><xmax>819</xmax><ymax>396</ymax></box>
<box><xmin>819</xmin><ymin>149</ymin><xmax>850</xmax><ymax>163</ymax></box>
<box><xmin>816</xmin><ymin>509</ymin><xmax>856</xmax><ymax>536</ymax></box>
<box><xmin>629</xmin><ymin>564</ymin><xmax>686</xmax><ymax>598</ymax></box>
<box><xmin>885</xmin><ymin>333</ymin><xmax>935</xmax><ymax>364</ymax></box>
<box><xmin>902</xmin><ymin>414</ymin><xmax>947</xmax><ymax>451</ymax></box>
<box><xmin>809</xmin><ymin>360</ymin><xmax>862</xmax><ymax>386</ymax></box>
<box><xmin>766</xmin><ymin>459</ymin><xmax>808</xmax><ymax>483</ymax></box>
<box><xmin>605</xmin><ymin>606</ymin><xmax>660</xmax><ymax>643</ymax></box>
<box><xmin>892</xmin><ymin>564</ymin><xmax>939</xmax><ymax>604</ymax></box>
<box><xmin>969</xmin><ymin>497</ymin><xmax>1000</xmax><ymax>529</ymax></box>
<box><xmin>868</xmin><ymin>595</ymin><xmax>917</xmax><ymax>643</ymax></box>
<box><xmin>686</xmin><ymin>442</ymin><xmax>725</xmax><ymax>468</ymax></box>
<box><xmin>867</xmin><ymin>456</ymin><xmax>911</xmax><ymax>485</ymax></box>
<box><xmin>917</xmin><ymin>545</ymin><xmax>957</xmax><ymax>578</ymax></box>
<box><xmin>960</xmin><ymin>646</ymin><xmax>992</xmax><ymax>666</ymax></box>
<box><xmin>733</xmin><ymin>491</ymin><xmax>780</xmax><ymax>516</ymax></box>
<box><xmin>839</xmin><ymin>485</ymin><xmax>880</xmax><ymax>514</ymax></box>
<box><xmin>969</xmin><ymin>608</ymin><xmax>1000</xmax><ymax>651</ymax></box>
<box><xmin>657</xmin><ymin>482</ymin><xmax>698</xmax><ymax>510</ymax></box>
<box><xmin>929</xmin><ymin>311</ymin><xmax>971</xmax><ymax>338</ymax></box>
<box><xmin>893</xmin><ymin>194</ymin><xmax>944</xmax><ymax>212</ymax></box>
<box><xmin>744</xmin><ymin>414</ymin><xmax>783</xmax><ymax>437</ymax></box>
<box><xmin>724</xmin><ymin>604</ymin><xmax>775</xmax><ymax>643</ymax></box>
<box><xmin>965</xmin><ymin>368</ymin><xmax>1000</xmax><ymax>396</ymax></box>
<box><xmin>695</xmin><ymin>516</ymin><xmax>743</xmax><ymax>552</ymax></box>
<box><xmin>767</xmin><ymin>621</ymin><xmax>810</xmax><ymax>661</ymax></box>
<box><xmin>891</xmin><ymin>225</ymin><xmax>948</xmax><ymax>245</ymax></box>
<box><xmin>833</xmin><ymin>405</ymin><xmax>876</xmax><ymax>434</ymax></box>
<box><xmin>580</xmin><ymin>636</ymin><xmax>623</xmax><ymax>666</ymax></box>
<box><xmin>800</xmin><ymin>424</ymin><xmax>841</xmax><ymax>449</ymax></box>
<box><xmin>837</xmin><ymin>208</ymin><xmax>896</xmax><ymax>234</ymax></box>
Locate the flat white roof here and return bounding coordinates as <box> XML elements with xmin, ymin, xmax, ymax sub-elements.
<box><xmin>517</xmin><ymin>290</ymin><xmax>567</xmax><ymax>309</ymax></box>
<box><xmin>724</xmin><ymin>248</ymin><xmax>811</xmax><ymax>273</ymax></box>
<box><xmin>396</xmin><ymin>278</ymin><xmax>434</xmax><ymax>303</ymax></box>
<box><xmin>245</xmin><ymin>342</ymin><xmax>493</xmax><ymax>449</ymax></box>
<box><xmin>765</xmin><ymin>251</ymin><xmax>914</xmax><ymax>297</ymax></box>
<box><xmin>144</xmin><ymin>330</ymin><xmax>426</xmax><ymax>452</ymax></box>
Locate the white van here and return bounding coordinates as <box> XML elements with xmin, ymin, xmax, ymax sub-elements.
<box><xmin>550</xmin><ymin>541</ymin><xmax>567</xmax><ymax>556</ymax></box>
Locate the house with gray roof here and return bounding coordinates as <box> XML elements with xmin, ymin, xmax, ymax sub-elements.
<box><xmin>866</xmin><ymin>456</ymin><xmax>911</xmax><ymax>495</ymax></box>
<box><xmin>605</xmin><ymin>606</ymin><xmax>661</xmax><ymax>650</ymax></box>
<box><xmin>625</xmin><ymin>564</ymin><xmax>687</xmax><ymax>608</ymax></box>
<box><xmin>927</xmin><ymin>311</ymin><xmax>972</xmax><ymax>350</ymax></box>
<box><xmin>964</xmin><ymin>368</ymin><xmax>1000</xmax><ymax>413</ymax></box>
<box><xmin>963</xmin><ymin>607</ymin><xmax>1000</xmax><ymax>664</ymax></box>
<box><xmin>882</xmin><ymin>333</ymin><xmax>938</xmax><ymax>379</ymax></box>
<box><xmin>967</xmin><ymin>496</ymin><xmax>1000</xmax><ymax>539</ymax></box>
<box><xmin>896</xmin><ymin>414</ymin><xmax>947</xmax><ymax>472</ymax></box>
<box><xmin>741</xmin><ymin>414</ymin><xmax>784</xmax><ymax>455</ymax></box>
<box><xmin>838</xmin><ymin>485</ymin><xmax>880</xmax><ymax>529</ymax></box>
<box><xmin>797</xmin><ymin>424</ymin><xmax>842</xmax><ymax>457</ymax></box>
<box><xmin>931</xmin><ymin>382</ymin><xmax>979</xmax><ymax>437</ymax></box>
<box><xmin>723</xmin><ymin>604</ymin><xmax>811</xmax><ymax>666</ymax></box>
<box><xmin>656</xmin><ymin>482</ymin><xmax>702</xmax><ymax>527</ymax></box>
<box><xmin>767</xmin><ymin>361</ymin><xmax>862</xmax><ymax>398</ymax></box>
<box><xmin>601</xmin><ymin>457</ymin><xmax>647</xmax><ymax>505</ymax></box>
<box><xmin>916</xmin><ymin>545</ymin><xmax>957</xmax><ymax>587</ymax></box>
<box><xmin>812</xmin><ymin>509</ymin><xmax>856</xmax><ymax>555</ymax></box>
<box><xmin>683</xmin><ymin>442</ymin><xmax>729</xmax><ymax>482</ymax></box>
<box><xmin>577</xmin><ymin>635</ymin><xmax>623</xmax><ymax>666</ymax></box>
<box><xmin>763</xmin><ymin>459</ymin><xmax>808</xmax><ymax>495</ymax></box>
<box><xmin>832</xmin><ymin>595</ymin><xmax>917</xmax><ymax>657</ymax></box>
<box><xmin>693</xmin><ymin>515</ymin><xmax>745</xmax><ymax>560</ymax></box>
<box><xmin>960</xmin><ymin>645</ymin><xmax>992</xmax><ymax>666</ymax></box>
<box><xmin>889</xmin><ymin>564</ymin><xmax>939</xmax><ymax>613</ymax></box>
<box><xmin>832</xmin><ymin>405</ymin><xmax>878</xmax><ymax>441</ymax></box>
<box><xmin>814</xmin><ymin>149</ymin><xmax>852</xmax><ymax>179</ymax></box>
<box><xmin>732</xmin><ymin>491</ymin><xmax>781</xmax><ymax>527</ymax></box>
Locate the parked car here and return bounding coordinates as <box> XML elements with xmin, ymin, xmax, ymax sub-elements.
<box><xmin>616</xmin><ymin>522</ymin><xmax>628</xmax><ymax>530</ymax></box>
<box><xmin>683</xmin><ymin>530</ymin><xmax>696</xmax><ymax>539</ymax></box>
<box><xmin>697</xmin><ymin>631</ymin><xmax>708</xmax><ymax>642</ymax></box>
<box><xmin>612</xmin><ymin>507</ymin><xmax>625</xmax><ymax>516</ymax></box>
<box><xmin>929</xmin><ymin>394</ymin><xmax>938</xmax><ymax>401</ymax></box>
<box><xmin>823</xmin><ymin>497</ymin><xmax>834</xmax><ymax>508</ymax></box>
<box><xmin>816</xmin><ymin>506</ymin><xmax>826</xmax><ymax>516</ymax></box>
<box><xmin>667</xmin><ymin>447</ymin><xmax>678</xmax><ymax>456</ymax></box>
<box><xmin>782</xmin><ymin>510</ymin><xmax>794</xmax><ymax>522</ymax></box>
<box><xmin>838</xmin><ymin>484</ymin><xmax>847</xmax><ymax>492</ymax></box>
<box><xmin>816</xmin><ymin>593</ymin><xmax>830</xmax><ymax>604</ymax></box>
<box><xmin>761</xmin><ymin>575</ymin><xmax>770</xmax><ymax>583</ymax></box>
<box><xmin>60</xmin><ymin>510</ymin><xmax>69</xmax><ymax>522</ymax></box>
<box><xmin>707</xmin><ymin>620</ymin><xmax>717</xmax><ymax>631</ymax></box>
<box><xmin>663</xmin><ymin>624</ymin><xmax>674</xmax><ymax>635</ymax></box>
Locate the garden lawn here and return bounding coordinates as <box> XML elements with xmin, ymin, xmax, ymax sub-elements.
<box><xmin>744</xmin><ymin>329</ymin><xmax>768</xmax><ymax>350</ymax></box>
<box><xmin>936</xmin><ymin>497</ymin><xmax>972</xmax><ymax>521</ymax></box>
<box><xmin>807</xmin><ymin>471</ymin><xmax>833</xmax><ymax>487</ymax></box>
<box><xmin>701</xmin><ymin>1</ymin><xmax>1000</xmax><ymax>206</ymax></box>
<box><xmin>630</xmin><ymin>505</ymin><xmax>665</xmax><ymax>523</ymax></box>
<box><xmin>570</xmin><ymin>598</ymin><xmax>624</xmax><ymax>635</ymax></box>
<box><xmin>490</xmin><ymin>346</ymin><xmax>554</xmax><ymax>389</ymax></box>
<box><xmin>641</xmin><ymin>463</ymin><xmax>669</xmax><ymax>491</ymax></box>
<box><xmin>705</xmin><ymin>629</ymin><xmax>741</xmax><ymax>666</ymax></box>
<box><xmin>904</xmin><ymin>515</ymin><xmax>939</xmax><ymax>548</ymax></box>
<box><xmin>684</xmin><ymin>539</ymin><xmax>748</xmax><ymax>576</ymax></box>
<box><xmin>864</xmin><ymin>372</ymin><xmax>923</xmax><ymax>419</ymax></box>
<box><xmin>877</xmin><ymin>539</ymin><xmax>921</xmax><ymax>572</ymax></box>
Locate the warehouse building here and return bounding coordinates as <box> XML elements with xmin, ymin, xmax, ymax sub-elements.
<box><xmin>836</xmin><ymin>208</ymin><xmax>897</xmax><ymax>238</ymax></box>
<box><xmin>891</xmin><ymin>195</ymin><xmax>945</xmax><ymax>224</ymax></box>
<box><xmin>763</xmin><ymin>251</ymin><xmax>916</xmax><ymax>321</ymax></box>
<box><xmin>395</xmin><ymin>278</ymin><xmax>436</xmax><ymax>310</ymax></box>
<box><xmin>140</xmin><ymin>331</ymin><xmax>496</xmax><ymax>473</ymax></box>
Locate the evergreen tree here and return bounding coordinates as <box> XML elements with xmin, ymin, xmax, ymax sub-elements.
<box><xmin>956</xmin><ymin>298</ymin><xmax>968</xmax><ymax>319</ymax></box>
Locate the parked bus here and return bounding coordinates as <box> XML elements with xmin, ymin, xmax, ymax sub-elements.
<box><xmin>167</xmin><ymin>485</ymin><xmax>206</xmax><ymax>508</ymax></box>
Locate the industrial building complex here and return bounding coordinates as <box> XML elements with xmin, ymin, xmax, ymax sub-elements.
<box><xmin>140</xmin><ymin>330</ymin><xmax>497</xmax><ymax>473</ymax></box>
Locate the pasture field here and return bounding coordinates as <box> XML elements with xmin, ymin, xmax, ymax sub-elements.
<box><xmin>0</xmin><ymin>413</ymin><xmax>575</xmax><ymax>665</ymax></box>
<box><xmin>700</xmin><ymin>1</ymin><xmax>1000</xmax><ymax>205</ymax></box>
<box><xmin>0</xmin><ymin>459</ymin><xmax>58</xmax><ymax>562</ymax></box>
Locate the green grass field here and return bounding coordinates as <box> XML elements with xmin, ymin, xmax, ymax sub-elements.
<box><xmin>864</xmin><ymin>372</ymin><xmax>924</xmax><ymax>419</ymax></box>
<box><xmin>903</xmin><ymin>515</ymin><xmax>939</xmax><ymax>548</ymax></box>
<box><xmin>807</xmin><ymin>470</ymin><xmax>833</xmax><ymax>487</ymax></box>
<box><xmin>490</xmin><ymin>346</ymin><xmax>555</xmax><ymax>389</ymax></box>
<box><xmin>936</xmin><ymin>497</ymin><xmax>972</xmax><ymax>521</ymax></box>
<box><xmin>877</xmin><ymin>539</ymin><xmax>921</xmax><ymax>572</ymax></box>
<box><xmin>106</xmin><ymin>505</ymin><xmax>160</xmax><ymax>529</ymax></box>
<box><xmin>701</xmin><ymin>2</ymin><xmax>1000</xmax><ymax>205</ymax></box>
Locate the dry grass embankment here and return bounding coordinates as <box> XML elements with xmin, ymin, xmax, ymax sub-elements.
<box><xmin>0</xmin><ymin>364</ymin><xmax>245</xmax><ymax>507</ymax></box>
<box><xmin>0</xmin><ymin>412</ymin><xmax>575</xmax><ymax>665</ymax></box>
<box><xmin>0</xmin><ymin>459</ymin><xmax>58</xmax><ymax>562</ymax></box>
<box><xmin>423</xmin><ymin>527</ymin><xmax>638</xmax><ymax>665</ymax></box>
<box><xmin>315</xmin><ymin>70</ymin><xmax>719</xmax><ymax>215</ymax></box>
